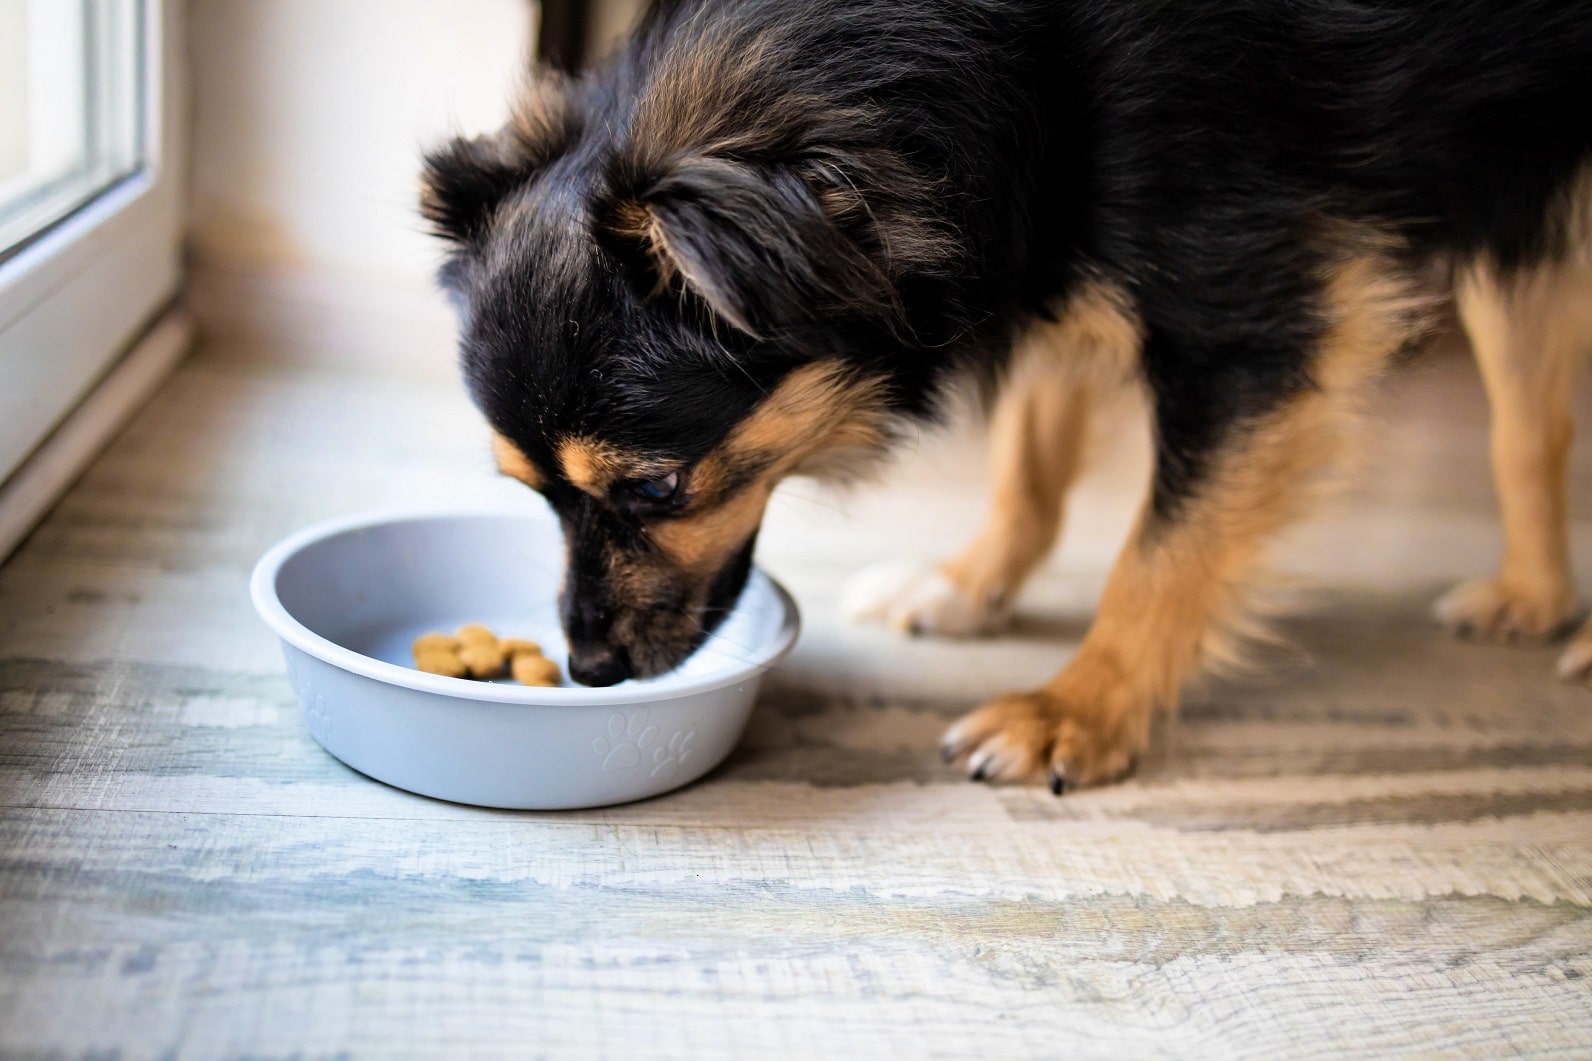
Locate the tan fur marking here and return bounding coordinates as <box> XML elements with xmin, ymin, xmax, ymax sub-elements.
<box><xmin>1439</xmin><ymin>248</ymin><xmax>1592</xmax><ymax>640</ymax></box>
<box><xmin>556</xmin><ymin>364</ymin><xmax>890</xmax><ymax>578</ymax></box>
<box><xmin>555</xmin><ymin>438</ymin><xmax>676</xmax><ymax>496</ymax></box>
<box><xmin>946</xmin><ymin>252</ymin><xmax>1433</xmax><ymax>786</ymax></box>
<box><xmin>1044</xmin><ymin>279</ymin><xmax>1145</xmax><ymax>381</ymax></box>
<box><xmin>1106</xmin><ymin>251</ymin><xmax>1429</xmax><ymax>696</ymax></box>
<box><xmin>607</xmin><ymin>200</ymin><xmax>679</xmax><ymax>292</ymax></box>
<box><xmin>719</xmin><ymin>361</ymin><xmax>892</xmax><ymax>476</ymax></box>
<box><xmin>630</xmin><ymin>23</ymin><xmax>782</xmax><ymax>155</ymax></box>
<box><xmin>606</xmin><ymin>199</ymin><xmax>653</xmax><ymax>242</ymax></box>
<box><xmin>557</xmin><ymin>437</ymin><xmax>622</xmax><ymax>494</ymax></box>
<box><xmin>650</xmin><ymin>361</ymin><xmax>893</xmax><ymax>573</ymax></box>
<box><xmin>490</xmin><ymin>432</ymin><xmax>542</xmax><ymax>490</ymax></box>
<box><xmin>618</xmin><ymin>19</ymin><xmax>953</xmax><ymax>296</ymax></box>
<box><xmin>940</xmin><ymin>281</ymin><xmax>1141</xmax><ymax>612</ymax></box>
<box><xmin>648</xmin><ymin>483</ymin><xmax>775</xmax><ymax>576</ymax></box>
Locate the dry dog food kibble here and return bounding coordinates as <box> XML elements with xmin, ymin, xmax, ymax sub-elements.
<box><xmin>458</xmin><ymin>642</ymin><xmax>508</xmax><ymax>679</ymax></box>
<box><xmin>412</xmin><ymin>633</ymin><xmax>460</xmax><ymax>655</ymax></box>
<box><xmin>414</xmin><ymin>650</ymin><xmax>467</xmax><ymax>678</ymax></box>
<box><xmin>511</xmin><ymin>652</ymin><xmax>561</xmax><ymax>687</ymax></box>
<box><xmin>411</xmin><ymin>625</ymin><xmax>561</xmax><ymax>686</ymax></box>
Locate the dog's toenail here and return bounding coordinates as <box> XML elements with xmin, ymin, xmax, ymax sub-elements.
<box><xmin>971</xmin><ymin>761</ymin><xmax>989</xmax><ymax>782</ymax></box>
<box><xmin>1049</xmin><ymin>770</ymin><xmax>1067</xmax><ymax>796</ymax></box>
<box><xmin>940</xmin><ymin>744</ymin><xmax>956</xmax><ymax>764</ymax></box>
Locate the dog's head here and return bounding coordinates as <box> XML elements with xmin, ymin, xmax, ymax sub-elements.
<box><xmin>419</xmin><ymin>55</ymin><xmax>956</xmax><ymax>684</ymax></box>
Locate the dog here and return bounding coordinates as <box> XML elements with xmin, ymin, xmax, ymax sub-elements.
<box><xmin>421</xmin><ymin>0</ymin><xmax>1592</xmax><ymax>792</ymax></box>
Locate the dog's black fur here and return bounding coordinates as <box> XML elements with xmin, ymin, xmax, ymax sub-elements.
<box><xmin>423</xmin><ymin>0</ymin><xmax>1592</xmax><ymax>686</ymax></box>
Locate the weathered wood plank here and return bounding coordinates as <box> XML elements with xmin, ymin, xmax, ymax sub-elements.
<box><xmin>1</xmin><ymin>808</ymin><xmax>1588</xmax><ymax>1057</ymax></box>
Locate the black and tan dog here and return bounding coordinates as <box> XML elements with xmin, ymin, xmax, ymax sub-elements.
<box><xmin>422</xmin><ymin>0</ymin><xmax>1592</xmax><ymax>792</ymax></box>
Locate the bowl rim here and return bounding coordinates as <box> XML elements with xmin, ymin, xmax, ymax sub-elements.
<box><xmin>249</xmin><ymin>507</ymin><xmax>801</xmax><ymax>707</ymax></box>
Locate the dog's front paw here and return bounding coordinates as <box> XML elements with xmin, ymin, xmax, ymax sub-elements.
<box><xmin>841</xmin><ymin>561</ymin><xmax>1011</xmax><ymax>637</ymax></box>
<box><xmin>1558</xmin><ymin>619</ymin><xmax>1592</xmax><ymax>686</ymax></box>
<box><xmin>940</xmin><ymin>656</ymin><xmax>1149</xmax><ymax>793</ymax></box>
<box><xmin>1433</xmin><ymin>576</ymin><xmax>1578</xmax><ymax>643</ymax></box>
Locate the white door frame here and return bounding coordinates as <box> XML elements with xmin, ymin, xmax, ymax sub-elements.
<box><xmin>0</xmin><ymin>0</ymin><xmax>186</xmax><ymax>488</ymax></box>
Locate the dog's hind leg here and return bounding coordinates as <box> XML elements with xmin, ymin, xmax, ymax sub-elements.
<box><xmin>843</xmin><ymin>282</ymin><xmax>1138</xmax><ymax>636</ymax></box>
<box><xmin>1434</xmin><ymin>256</ymin><xmax>1590</xmax><ymax>645</ymax></box>
<box><xmin>943</xmin><ymin>252</ymin><xmax>1431</xmax><ymax>790</ymax></box>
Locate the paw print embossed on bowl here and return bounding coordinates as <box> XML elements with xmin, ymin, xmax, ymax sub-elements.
<box><xmin>650</xmin><ymin>727</ymin><xmax>697</xmax><ymax>780</ymax></box>
<box><xmin>304</xmin><ymin>691</ymin><xmax>335</xmax><ymax>744</ymax></box>
<box><xmin>592</xmin><ymin>710</ymin><xmax>660</xmax><ymax>773</ymax></box>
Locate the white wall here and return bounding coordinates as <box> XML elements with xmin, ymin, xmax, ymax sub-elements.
<box><xmin>187</xmin><ymin>0</ymin><xmax>532</xmax><ymax>283</ymax></box>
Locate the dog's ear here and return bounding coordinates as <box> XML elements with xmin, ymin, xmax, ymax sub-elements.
<box><xmin>420</xmin><ymin>135</ymin><xmax>528</xmax><ymax>246</ymax></box>
<box><xmin>602</xmin><ymin>155</ymin><xmax>902</xmax><ymax>339</ymax></box>
<box><xmin>420</xmin><ymin>74</ymin><xmax>575</xmax><ymax>247</ymax></box>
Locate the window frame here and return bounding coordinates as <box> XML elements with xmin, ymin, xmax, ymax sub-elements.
<box><xmin>0</xmin><ymin>0</ymin><xmax>183</xmax><ymax>487</ymax></box>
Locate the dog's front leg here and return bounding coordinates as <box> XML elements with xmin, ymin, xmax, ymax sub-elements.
<box><xmin>942</xmin><ymin>390</ymin><xmax>1351</xmax><ymax>789</ymax></box>
<box><xmin>844</xmin><ymin>282</ymin><xmax>1138</xmax><ymax>636</ymax></box>
<box><xmin>943</xmin><ymin>255</ymin><xmax>1429</xmax><ymax>790</ymax></box>
<box><xmin>1434</xmin><ymin>259</ymin><xmax>1583</xmax><ymax>643</ymax></box>
<box><xmin>844</xmin><ymin>349</ymin><xmax>1094</xmax><ymax>636</ymax></box>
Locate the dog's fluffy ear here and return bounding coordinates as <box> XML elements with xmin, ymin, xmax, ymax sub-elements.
<box><xmin>420</xmin><ymin>75</ymin><xmax>574</xmax><ymax>247</ymax></box>
<box><xmin>604</xmin><ymin>155</ymin><xmax>903</xmax><ymax>339</ymax></box>
<box><xmin>420</xmin><ymin>135</ymin><xmax>528</xmax><ymax>246</ymax></box>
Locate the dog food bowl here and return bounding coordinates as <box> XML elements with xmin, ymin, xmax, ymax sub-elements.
<box><xmin>250</xmin><ymin>510</ymin><xmax>799</xmax><ymax>809</ymax></box>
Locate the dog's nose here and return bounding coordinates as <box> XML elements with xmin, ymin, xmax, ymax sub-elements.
<box><xmin>567</xmin><ymin>642</ymin><xmax>634</xmax><ymax>687</ymax></box>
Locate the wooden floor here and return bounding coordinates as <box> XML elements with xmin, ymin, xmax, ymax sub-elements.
<box><xmin>1</xmin><ymin>333</ymin><xmax>1590</xmax><ymax>1057</ymax></box>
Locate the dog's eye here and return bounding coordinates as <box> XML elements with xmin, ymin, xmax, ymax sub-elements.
<box><xmin>626</xmin><ymin>472</ymin><xmax>680</xmax><ymax>504</ymax></box>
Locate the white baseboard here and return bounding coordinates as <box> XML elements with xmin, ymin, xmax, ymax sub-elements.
<box><xmin>0</xmin><ymin>306</ymin><xmax>194</xmax><ymax>565</ymax></box>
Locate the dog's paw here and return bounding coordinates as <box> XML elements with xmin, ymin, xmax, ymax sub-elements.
<box><xmin>1558</xmin><ymin>619</ymin><xmax>1592</xmax><ymax>686</ymax></box>
<box><xmin>841</xmin><ymin>561</ymin><xmax>1010</xmax><ymax>638</ymax></box>
<box><xmin>1433</xmin><ymin>577</ymin><xmax>1578</xmax><ymax>644</ymax></box>
<box><xmin>940</xmin><ymin>668</ymin><xmax>1148</xmax><ymax>793</ymax></box>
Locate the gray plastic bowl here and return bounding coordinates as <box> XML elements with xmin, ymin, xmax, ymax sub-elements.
<box><xmin>250</xmin><ymin>510</ymin><xmax>799</xmax><ymax>809</ymax></box>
